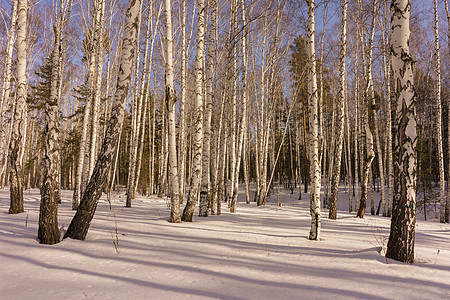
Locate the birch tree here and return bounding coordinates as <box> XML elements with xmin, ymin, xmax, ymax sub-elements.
<box><xmin>8</xmin><ymin>0</ymin><xmax>28</xmax><ymax>214</ymax></box>
<box><xmin>64</xmin><ymin>0</ymin><xmax>142</xmax><ymax>240</ymax></box>
<box><xmin>356</xmin><ymin>0</ymin><xmax>376</xmax><ymax>218</ymax></box>
<box><xmin>179</xmin><ymin>0</ymin><xmax>187</xmax><ymax>199</ymax></box>
<box><xmin>229</xmin><ymin>0</ymin><xmax>248</xmax><ymax>213</ymax></box>
<box><xmin>0</xmin><ymin>0</ymin><xmax>18</xmax><ymax>185</ymax></box>
<box><xmin>329</xmin><ymin>0</ymin><xmax>348</xmax><ymax>220</ymax></box>
<box><xmin>182</xmin><ymin>0</ymin><xmax>205</xmax><ymax>222</ymax></box>
<box><xmin>39</xmin><ymin>5</ymin><xmax>64</xmax><ymax>245</ymax></box>
<box><xmin>126</xmin><ymin>1</ymin><xmax>143</xmax><ymax>207</ymax></box>
<box><xmin>89</xmin><ymin>0</ymin><xmax>106</xmax><ymax>180</ymax></box>
<box><xmin>385</xmin><ymin>0</ymin><xmax>417</xmax><ymax>264</ymax></box>
<box><xmin>199</xmin><ymin>0</ymin><xmax>217</xmax><ymax>216</ymax></box>
<box><xmin>445</xmin><ymin>0</ymin><xmax>450</xmax><ymax>223</ymax></box>
<box><xmin>433</xmin><ymin>0</ymin><xmax>445</xmax><ymax>224</ymax></box>
<box><xmin>164</xmin><ymin>0</ymin><xmax>181</xmax><ymax>223</ymax></box>
<box><xmin>307</xmin><ymin>0</ymin><xmax>321</xmax><ymax>240</ymax></box>
<box><xmin>72</xmin><ymin>0</ymin><xmax>101</xmax><ymax>210</ymax></box>
<box><xmin>382</xmin><ymin>1</ymin><xmax>394</xmax><ymax>217</ymax></box>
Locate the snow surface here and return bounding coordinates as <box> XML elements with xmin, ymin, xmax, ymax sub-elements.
<box><xmin>1</xmin><ymin>186</ymin><xmax>449</xmax><ymax>299</ymax></box>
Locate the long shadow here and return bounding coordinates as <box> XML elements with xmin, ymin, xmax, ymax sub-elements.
<box><xmin>0</xmin><ymin>251</ymin><xmax>390</xmax><ymax>300</ymax></box>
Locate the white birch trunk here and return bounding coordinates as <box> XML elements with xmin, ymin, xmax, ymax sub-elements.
<box><xmin>182</xmin><ymin>0</ymin><xmax>205</xmax><ymax>222</ymax></box>
<box><xmin>353</xmin><ymin>43</ymin><xmax>360</xmax><ymax>211</ymax></box>
<box><xmin>65</xmin><ymin>0</ymin><xmax>142</xmax><ymax>240</ymax></box>
<box><xmin>89</xmin><ymin>0</ymin><xmax>106</xmax><ymax>179</ymax></box>
<box><xmin>383</xmin><ymin>2</ymin><xmax>394</xmax><ymax>217</ymax></box>
<box><xmin>386</xmin><ymin>0</ymin><xmax>417</xmax><ymax>263</ymax></box>
<box><xmin>0</xmin><ymin>0</ymin><xmax>18</xmax><ymax>183</ymax></box>
<box><xmin>356</xmin><ymin>0</ymin><xmax>376</xmax><ymax>218</ymax></box>
<box><xmin>433</xmin><ymin>0</ymin><xmax>445</xmax><ymax>224</ymax></box>
<box><xmin>164</xmin><ymin>0</ymin><xmax>181</xmax><ymax>223</ymax></box>
<box><xmin>329</xmin><ymin>0</ymin><xmax>347</xmax><ymax>220</ymax></box>
<box><xmin>179</xmin><ymin>0</ymin><xmax>187</xmax><ymax>199</ymax></box>
<box><xmin>445</xmin><ymin>0</ymin><xmax>450</xmax><ymax>223</ymax></box>
<box><xmin>73</xmin><ymin>0</ymin><xmax>101</xmax><ymax>209</ymax></box>
<box><xmin>8</xmin><ymin>0</ymin><xmax>28</xmax><ymax>214</ymax></box>
<box><xmin>307</xmin><ymin>0</ymin><xmax>321</xmax><ymax>240</ymax></box>
<box><xmin>211</xmin><ymin>93</ymin><xmax>226</xmax><ymax>214</ymax></box>
<box><xmin>39</xmin><ymin>16</ymin><xmax>63</xmax><ymax>245</ymax></box>
<box><xmin>199</xmin><ymin>0</ymin><xmax>217</xmax><ymax>217</ymax></box>
<box><xmin>126</xmin><ymin>2</ymin><xmax>143</xmax><ymax>207</ymax></box>
<box><xmin>229</xmin><ymin>0</ymin><xmax>248</xmax><ymax>213</ymax></box>
<box><xmin>132</xmin><ymin>2</ymin><xmax>153</xmax><ymax>200</ymax></box>
<box><xmin>228</xmin><ymin>0</ymin><xmax>238</xmax><ymax>205</ymax></box>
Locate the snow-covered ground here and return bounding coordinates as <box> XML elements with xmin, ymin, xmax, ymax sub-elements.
<box><xmin>1</xmin><ymin>185</ymin><xmax>449</xmax><ymax>299</ymax></box>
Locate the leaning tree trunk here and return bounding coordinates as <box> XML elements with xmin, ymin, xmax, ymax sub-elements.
<box><xmin>307</xmin><ymin>0</ymin><xmax>321</xmax><ymax>240</ymax></box>
<box><xmin>39</xmin><ymin>22</ymin><xmax>63</xmax><ymax>245</ymax></box>
<box><xmin>0</xmin><ymin>0</ymin><xmax>18</xmax><ymax>184</ymax></box>
<box><xmin>164</xmin><ymin>0</ymin><xmax>181</xmax><ymax>223</ymax></box>
<box><xmin>329</xmin><ymin>0</ymin><xmax>347</xmax><ymax>220</ymax></box>
<box><xmin>385</xmin><ymin>0</ymin><xmax>417</xmax><ymax>264</ymax></box>
<box><xmin>64</xmin><ymin>0</ymin><xmax>142</xmax><ymax>240</ymax></box>
<box><xmin>433</xmin><ymin>0</ymin><xmax>445</xmax><ymax>224</ymax></box>
<box><xmin>9</xmin><ymin>0</ymin><xmax>28</xmax><ymax>214</ymax></box>
<box><xmin>182</xmin><ymin>0</ymin><xmax>205</xmax><ymax>222</ymax></box>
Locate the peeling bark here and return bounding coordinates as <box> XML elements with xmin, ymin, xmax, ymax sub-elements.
<box><xmin>64</xmin><ymin>0</ymin><xmax>142</xmax><ymax>240</ymax></box>
<box><xmin>386</xmin><ymin>0</ymin><xmax>417</xmax><ymax>264</ymax></box>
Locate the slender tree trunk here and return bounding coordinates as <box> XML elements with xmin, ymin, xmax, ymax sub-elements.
<box><xmin>64</xmin><ymin>0</ymin><xmax>142</xmax><ymax>240</ymax></box>
<box><xmin>182</xmin><ymin>0</ymin><xmax>205</xmax><ymax>222</ymax></box>
<box><xmin>126</xmin><ymin>2</ymin><xmax>143</xmax><ymax>207</ymax></box>
<box><xmin>357</xmin><ymin>0</ymin><xmax>376</xmax><ymax>218</ymax></box>
<box><xmin>345</xmin><ymin>90</ymin><xmax>353</xmax><ymax>212</ymax></box>
<box><xmin>353</xmin><ymin>43</ymin><xmax>360</xmax><ymax>211</ymax></box>
<box><xmin>385</xmin><ymin>0</ymin><xmax>417</xmax><ymax>264</ymax></box>
<box><xmin>200</xmin><ymin>0</ymin><xmax>217</xmax><ymax>216</ymax></box>
<box><xmin>228</xmin><ymin>0</ymin><xmax>238</xmax><ymax>206</ymax></box>
<box><xmin>211</xmin><ymin>93</ymin><xmax>226</xmax><ymax>214</ymax></box>
<box><xmin>9</xmin><ymin>0</ymin><xmax>28</xmax><ymax>214</ymax></box>
<box><xmin>229</xmin><ymin>0</ymin><xmax>248</xmax><ymax>213</ymax></box>
<box><xmin>307</xmin><ymin>0</ymin><xmax>321</xmax><ymax>240</ymax></box>
<box><xmin>164</xmin><ymin>0</ymin><xmax>181</xmax><ymax>223</ymax></box>
<box><xmin>329</xmin><ymin>0</ymin><xmax>347</xmax><ymax>220</ymax></box>
<box><xmin>179</xmin><ymin>0</ymin><xmax>187</xmax><ymax>199</ymax></box>
<box><xmin>89</xmin><ymin>0</ymin><xmax>106</xmax><ymax>180</ymax></box>
<box><xmin>133</xmin><ymin>3</ymin><xmax>155</xmax><ymax>197</ymax></box>
<box><xmin>445</xmin><ymin>0</ymin><xmax>450</xmax><ymax>223</ymax></box>
<box><xmin>433</xmin><ymin>0</ymin><xmax>445</xmax><ymax>223</ymax></box>
<box><xmin>73</xmin><ymin>0</ymin><xmax>101</xmax><ymax>209</ymax></box>
<box><xmin>383</xmin><ymin>1</ymin><xmax>394</xmax><ymax>217</ymax></box>
<box><xmin>0</xmin><ymin>0</ymin><xmax>18</xmax><ymax>183</ymax></box>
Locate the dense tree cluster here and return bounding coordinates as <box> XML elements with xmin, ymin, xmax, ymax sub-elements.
<box><xmin>0</xmin><ymin>0</ymin><xmax>448</xmax><ymax>263</ymax></box>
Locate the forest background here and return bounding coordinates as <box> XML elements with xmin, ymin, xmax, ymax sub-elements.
<box><xmin>0</xmin><ymin>0</ymin><xmax>449</xmax><ymax>263</ymax></box>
